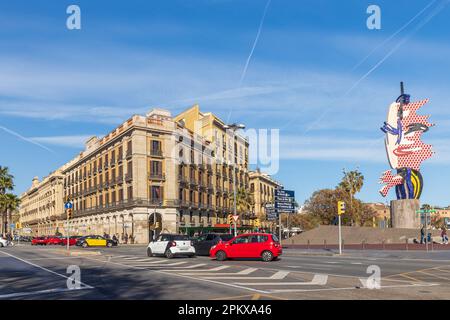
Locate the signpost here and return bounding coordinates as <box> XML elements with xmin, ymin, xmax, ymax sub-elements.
<box><xmin>337</xmin><ymin>201</ymin><xmax>346</xmax><ymax>255</ymax></box>
<box><xmin>275</xmin><ymin>189</ymin><xmax>296</xmax><ymax>241</ymax></box>
<box><xmin>64</xmin><ymin>200</ymin><xmax>73</xmax><ymax>252</ymax></box>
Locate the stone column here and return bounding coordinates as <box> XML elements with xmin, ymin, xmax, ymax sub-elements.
<box><xmin>390</xmin><ymin>199</ymin><xmax>421</xmax><ymax>228</ymax></box>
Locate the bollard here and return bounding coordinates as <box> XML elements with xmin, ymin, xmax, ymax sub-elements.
<box><xmin>362</xmin><ymin>240</ymin><xmax>365</xmax><ymax>251</ymax></box>
<box><xmin>324</xmin><ymin>239</ymin><xmax>327</xmax><ymax>250</ymax></box>
<box><xmin>405</xmin><ymin>238</ymin><xmax>408</xmax><ymax>251</ymax></box>
<box><xmin>307</xmin><ymin>239</ymin><xmax>310</xmax><ymax>251</ymax></box>
<box><xmin>382</xmin><ymin>240</ymin><xmax>385</xmax><ymax>251</ymax></box>
<box><xmin>431</xmin><ymin>239</ymin><xmax>434</xmax><ymax>251</ymax></box>
<box><xmin>342</xmin><ymin>239</ymin><xmax>344</xmax><ymax>251</ymax></box>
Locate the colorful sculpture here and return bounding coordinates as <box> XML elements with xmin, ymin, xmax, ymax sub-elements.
<box><xmin>379</xmin><ymin>82</ymin><xmax>434</xmax><ymax>199</ymax></box>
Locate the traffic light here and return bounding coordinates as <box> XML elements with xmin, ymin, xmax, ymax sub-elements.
<box><xmin>337</xmin><ymin>201</ymin><xmax>346</xmax><ymax>215</ymax></box>
<box><xmin>254</xmin><ymin>218</ymin><xmax>261</xmax><ymax>228</ymax></box>
<box><xmin>67</xmin><ymin>208</ymin><xmax>73</xmax><ymax>219</ymax></box>
<box><xmin>228</xmin><ymin>214</ymin><xmax>233</xmax><ymax>225</ymax></box>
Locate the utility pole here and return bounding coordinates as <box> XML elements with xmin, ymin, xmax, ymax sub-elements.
<box><xmin>337</xmin><ymin>201</ymin><xmax>346</xmax><ymax>255</ymax></box>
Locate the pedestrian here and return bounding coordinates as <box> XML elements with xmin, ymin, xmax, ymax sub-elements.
<box><xmin>112</xmin><ymin>234</ymin><xmax>118</xmax><ymax>243</ymax></box>
<box><xmin>124</xmin><ymin>233</ymin><xmax>128</xmax><ymax>244</ymax></box>
<box><xmin>442</xmin><ymin>228</ymin><xmax>448</xmax><ymax>245</ymax></box>
<box><xmin>420</xmin><ymin>225</ymin><xmax>425</xmax><ymax>244</ymax></box>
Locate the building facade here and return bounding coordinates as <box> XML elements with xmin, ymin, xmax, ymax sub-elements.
<box><xmin>249</xmin><ymin>169</ymin><xmax>283</xmax><ymax>227</ymax></box>
<box><xmin>19</xmin><ymin>171</ymin><xmax>65</xmax><ymax>236</ymax></box>
<box><xmin>19</xmin><ymin>106</ymin><xmax>256</xmax><ymax>243</ymax></box>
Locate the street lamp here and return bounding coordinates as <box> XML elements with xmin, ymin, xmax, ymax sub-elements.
<box><xmin>223</xmin><ymin>123</ymin><xmax>245</xmax><ymax>237</ymax></box>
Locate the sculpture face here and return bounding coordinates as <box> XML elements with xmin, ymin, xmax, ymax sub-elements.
<box><xmin>379</xmin><ymin>98</ymin><xmax>433</xmax><ymax>199</ymax></box>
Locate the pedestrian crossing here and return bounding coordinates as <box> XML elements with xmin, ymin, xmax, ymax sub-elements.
<box><xmin>101</xmin><ymin>254</ymin><xmax>433</xmax><ymax>295</ymax></box>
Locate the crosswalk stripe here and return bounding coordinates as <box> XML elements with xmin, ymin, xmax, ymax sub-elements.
<box><xmin>234</xmin><ymin>274</ymin><xmax>328</xmax><ymax>286</ymax></box>
<box><xmin>153</xmin><ymin>264</ymin><xmax>207</xmax><ymax>270</ymax></box>
<box><xmin>202</xmin><ymin>271</ymin><xmax>289</xmax><ymax>280</ymax></box>
<box><xmin>175</xmin><ymin>265</ymin><xmax>230</xmax><ymax>273</ymax></box>
<box><xmin>129</xmin><ymin>261</ymin><xmax>187</xmax><ymax>267</ymax></box>
<box><xmin>175</xmin><ymin>267</ymin><xmax>257</xmax><ymax>276</ymax></box>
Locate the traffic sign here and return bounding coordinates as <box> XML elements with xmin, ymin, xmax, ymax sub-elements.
<box><xmin>65</xmin><ymin>201</ymin><xmax>73</xmax><ymax>210</ymax></box>
<box><xmin>232</xmin><ymin>215</ymin><xmax>239</xmax><ymax>222</ymax></box>
<box><xmin>338</xmin><ymin>201</ymin><xmax>346</xmax><ymax>215</ymax></box>
<box><xmin>10</xmin><ymin>223</ymin><xmax>15</xmax><ymax>229</ymax></box>
<box><xmin>275</xmin><ymin>189</ymin><xmax>296</xmax><ymax>213</ymax></box>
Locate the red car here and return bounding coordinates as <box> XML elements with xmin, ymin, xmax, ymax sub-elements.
<box><xmin>209</xmin><ymin>233</ymin><xmax>282</xmax><ymax>262</ymax></box>
<box><xmin>31</xmin><ymin>237</ymin><xmax>46</xmax><ymax>245</ymax></box>
<box><xmin>60</xmin><ymin>236</ymin><xmax>82</xmax><ymax>246</ymax></box>
<box><xmin>31</xmin><ymin>236</ymin><xmax>62</xmax><ymax>245</ymax></box>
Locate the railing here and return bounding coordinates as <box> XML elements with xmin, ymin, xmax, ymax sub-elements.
<box><xmin>125</xmin><ymin>174</ymin><xmax>132</xmax><ymax>182</ymax></box>
<box><xmin>149</xmin><ymin>173</ymin><xmax>165</xmax><ymax>180</ymax></box>
<box><xmin>126</xmin><ymin>150</ymin><xmax>132</xmax><ymax>159</ymax></box>
<box><xmin>150</xmin><ymin>149</ymin><xmax>163</xmax><ymax>157</ymax></box>
<box><xmin>178</xmin><ymin>175</ymin><xmax>189</xmax><ymax>184</ymax></box>
<box><xmin>116</xmin><ymin>176</ymin><xmax>124</xmax><ymax>184</ymax></box>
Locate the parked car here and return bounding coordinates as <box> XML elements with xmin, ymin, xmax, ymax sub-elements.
<box><xmin>45</xmin><ymin>236</ymin><xmax>63</xmax><ymax>245</ymax></box>
<box><xmin>193</xmin><ymin>233</ymin><xmax>234</xmax><ymax>256</ymax></box>
<box><xmin>0</xmin><ymin>236</ymin><xmax>8</xmax><ymax>247</ymax></box>
<box><xmin>60</xmin><ymin>236</ymin><xmax>82</xmax><ymax>246</ymax></box>
<box><xmin>147</xmin><ymin>233</ymin><xmax>195</xmax><ymax>258</ymax></box>
<box><xmin>209</xmin><ymin>233</ymin><xmax>282</xmax><ymax>262</ymax></box>
<box><xmin>76</xmin><ymin>235</ymin><xmax>118</xmax><ymax>248</ymax></box>
<box><xmin>31</xmin><ymin>236</ymin><xmax>47</xmax><ymax>245</ymax></box>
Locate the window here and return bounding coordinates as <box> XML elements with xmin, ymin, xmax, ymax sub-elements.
<box><xmin>151</xmin><ymin>186</ymin><xmax>162</xmax><ymax>200</ymax></box>
<box><xmin>151</xmin><ymin>161</ymin><xmax>162</xmax><ymax>175</ymax></box>
<box><xmin>151</xmin><ymin>140</ymin><xmax>161</xmax><ymax>154</ymax></box>
<box><xmin>250</xmin><ymin>183</ymin><xmax>254</xmax><ymax>193</ymax></box>
<box><xmin>127</xmin><ymin>186</ymin><xmax>133</xmax><ymax>199</ymax></box>
<box><xmin>233</xmin><ymin>236</ymin><xmax>250</xmax><ymax>244</ymax></box>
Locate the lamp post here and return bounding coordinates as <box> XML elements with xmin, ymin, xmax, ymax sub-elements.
<box><xmin>223</xmin><ymin>123</ymin><xmax>245</xmax><ymax>237</ymax></box>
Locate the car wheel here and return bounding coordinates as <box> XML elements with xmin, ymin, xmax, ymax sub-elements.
<box><xmin>165</xmin><ymin>249</ymin><xmax>174</xmax><ymax>259</ymax></box>
<box><xmin>0</xmin><ymin>243</ymin><xmax>3</xmax><ymax>248</ymax></box>
<box><xmin>147</xmin><ymin>248</ymin><xmax>153</xmax><ymax>257</ymax></box>
<box><xmin>188</xmin><ymin>254</ymin><xmax>196</xmax><ymax>258</ymax></box>
<box><xmin>216</xmin><ymin>250</ymin><xmax>227</xmax><ymax>261</ymax></box>
<box><xmin>107</xmin><ymin>242</ymin><xmax>112</xmax><ymax>248</ymax></box>
<box><xmin>82</xmin><ymin>242</ymin><xmax>88</xmax><ymax>248</ymax></box>
<box><xmin>261</xmin><ymin>250</ymin><xmax>273</xmax><ymax>262</ymax></box>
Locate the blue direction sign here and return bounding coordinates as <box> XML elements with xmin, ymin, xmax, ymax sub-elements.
<box><xmin>64</xmin><ymin>201</ymin><xmax>73</xmax><ymax>210</ymax></box>
<box><xmin>275</xmin><ymin>189</ymin><xmax>296</xmax><ymax>213</ymax></box>
<box><xmin>265</xmin><ymin>203</ymin><xmax>277</xmax><ymax>221</ymax></box>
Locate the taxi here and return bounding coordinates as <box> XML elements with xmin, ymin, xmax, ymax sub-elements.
<box><xmin>76</xmin><ymin>235</ymin><xmax>117</xmax><ymax>248</ymax></box>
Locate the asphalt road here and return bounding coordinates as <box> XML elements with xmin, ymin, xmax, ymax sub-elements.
<box><xmin>1</xmin><ymin>244</ymin><xmax>450</xmax><ymax>300</ymax></box>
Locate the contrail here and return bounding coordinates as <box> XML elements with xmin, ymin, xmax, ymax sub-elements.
<box><xmin>351</xmin><ymin>0</ymin><xmax>438</xmax><ymax>72</ymax></box>
<box><xmin>227</xmin><ymin>0</ymin><xmax>271</xmax><ymax>123</ymax></box>
<box><xmin>281</xmin><ymin>0</ymin><xmax>449</xmax><ymax>132</ymax></box>
<box><xmin>344</xmin><ymin>0</ymin><xmax>450</xmax><ymax>97</ymax></box>
<box><xmin>239</xmin><ymin>0</ymin><xmax>272</xmax><ymax>87</ymax></box>
<box><xmin>0</xmin><ymin>125</ymin><xmax>55</xmax><ymax>153</ymax></box>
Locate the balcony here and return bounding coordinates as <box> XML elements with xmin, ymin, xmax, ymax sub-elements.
<box><xmin>215</xmin><ymin>186</ymin><xmax>222</xmax><ymax>194</ymax></box>
<box><xmin>149</xmin><ymin>198</ymin><xmax>163</xmax><ymax>205</ymax></box>
<box><xmin>116</xmin><ymin>176</ymin><xmax>124</xmax><ymax>184</ymax></box>
<box><xmin>110</xmin><ymin>159</ymin><xmax>116</xmax><ymax>167</ymax></box>
<box><xmin>189</xmin><ymin>178</ymin><xmax>197</xmax><ymax>187</ymax></box>
<box><xmin>126</xmin><ymin>150</ymin><xmax>132</xmax><ymax>159</ymax></box>
<box><xmin>178</xmin><ymin>175</ymin><xmax>189</xmax><ymax>185</ymax></box>
<box><xmin>198</xmin><ymin>164</ymin><xmax>206</xmax><ymax>172</ymax></box>
<box><xmin>150</xmin><ymin>149</ymin><xmax>163</xmax><ymax>157</ymax></box>
<box><xmin>149</xmin><ymin>173</ymin><xmax>165</xmax><ymax>181</ymax></box>
<box><xmin>207</xmin><ymin>165</ymin><xmax>213</xmax><ymax>174</ymax></box>
<box><xmin>125</xmin><ymin>174</ymin><xmax>133</xmax><ymax>182</ymax></box>
<box><xmin>104</xmin><ymin>162</ymin><xmax>109</xmax><ymax>170</ymax></box>
<box><xmin>98</xmin><ymin>166</ymin><xmax>103</xmax><ymax>173</ymax></box>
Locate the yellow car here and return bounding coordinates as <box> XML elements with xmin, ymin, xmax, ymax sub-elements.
<box><xmin>76</xmin><ymin>235</ymin><xmax>118</xmax><ymax>248</ymax></box>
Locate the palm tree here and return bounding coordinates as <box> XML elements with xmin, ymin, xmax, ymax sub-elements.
<box><xmin>0</xmin><ymin>194</ymin><xmax>20</xmax><ymax>232</ymax></box>
<box><xmin>0</xmin><ymin>166</ymin><xmax>14</xmax><ymax>194</ymax></box>
<box><xmin>338</xmin><ymin>169</ymin><xmax>364</xmax><ymax>226</ymax></box>
<box><xmin>0</xmin><ymin>166</ymin><xmax>16</xmax><ymax>234</ymax></box>
<box><xmin>233</xmin><ymin>188</ymin><xmax>254</xmax><ymax>218</ymax></box>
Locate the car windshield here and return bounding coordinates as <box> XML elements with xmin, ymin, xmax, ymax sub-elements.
<box><xmin>272</xmin><ymin>234</ymin><xmax>279</xmax><ymax>242</ymax></box>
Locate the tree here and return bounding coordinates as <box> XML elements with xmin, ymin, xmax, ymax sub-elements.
<box><xmin>233</xmin><ymin>188</ymin><xmax>254</xmax><ymax>218</ymax></box>
<box><xmin>338</xmin><ymin>169</ymin><xmax>364</xmax><ymax>225</ymax></box>
<box><xmin>0</xmin><ymin>166</ymin><xmax>18</xmax><ymax>234</ymax></box>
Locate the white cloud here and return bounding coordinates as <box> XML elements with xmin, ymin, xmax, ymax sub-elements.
<box><xmin>30</xmin><ymin>135</ymin><xmax>97</xmax><ymax>148</ymax></box>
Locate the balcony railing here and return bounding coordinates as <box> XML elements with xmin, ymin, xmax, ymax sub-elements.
<box><xmin>125</xmin><ymin>174</ymin><xmax>133</xmax><ymax>182</ymax></box>
<box><xmin>149</xmin><ymin>173</ymin><xmax>165</xmax><ymax>180</ymax></box>
<box><xmin>116</xmin><ymin>176</ymin><xmax>124</xmax><ymax>184</ymax></box>
<box><xmin>150</xmin><ymin>149</ymin><xmax>163</xmax><ymax>157</ymax></box>
<box><xmin>126</xmin><ymin>150</ymin><xmax>132</xmax><ymax>159</ymax></box>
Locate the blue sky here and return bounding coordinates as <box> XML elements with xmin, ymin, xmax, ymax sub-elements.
<box><xmin>1</xmin><ymin>0</ymin><xmax>449</xmax><ymax>206</ymax></box>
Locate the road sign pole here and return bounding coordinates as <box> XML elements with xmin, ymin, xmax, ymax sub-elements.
<box><xmin>66</xmin><ymin>211</ymin><xmax>70</xmax><ymax>252</ymax></box>
<box><xmin>338</xmin><ymin>214</ymin><xmax>342</xmax><ymax>255</ymax></box>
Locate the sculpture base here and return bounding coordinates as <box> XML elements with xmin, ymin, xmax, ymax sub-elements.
<box><xmin>390</xmin><ymin>199</ymin><xmax>421</xmax><ymax>229</ymax></box>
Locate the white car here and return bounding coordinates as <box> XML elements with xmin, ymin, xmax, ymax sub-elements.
<box><xmin>147</xmin><ymin>234</ymin><xmax>195</xmax><ymax>258</ymax></box>
<box><xmin>0</xmin><ymin>237</ymin><xmax>9</xmax><ymax>247</ymax></box>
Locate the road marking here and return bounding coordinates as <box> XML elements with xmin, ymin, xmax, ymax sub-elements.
<box><xmin>0</xmin><ymin>287</ymin><xmax>92</xmax><ymax>299</ymax></box>
<box><xmin>179</xmin><ymin>267</ymin><xmax>258</xmax><ymax>276</ymax></box>
<box><xmin>351</xmin><ymin>262</ymin><xmax>363</xmax><ymax>265</ymax></box>
<box><xmin>175</xmin><ymin>265</ymin><xmax>230</xmax><ymax>273</ymax></box>
<box><xmin>85</xmin><ymin>256</ymin><xmax>270</xmax><ymax>294</ymax></box>
<box><xmin>251</xmin><ymin>294</ymin><xmax>260</xmax><ymax>300</ymax></box>
<box><xmin>416</xmin><ymin>270</ymin><xmax>450</xmax><ymax>281</ymax></box>
<box><xmin>0</xmin><ymin>251</ymin><xmax>94</xmax><ymax>289</ymax></box>
<box><xmin>124</xmin><ymin>259</ymin><xmax>180</xmax><ymax>264</ymax></box>
<box><xmin>268</xmin><ymin>282</ymin><xmax>439</xmax><ymax>293</ymax></box>
<box><xmin>129</xmin><ymin>261</ymin><xmax>187</xmax><ymax>267</ymax></box>
<box><xmin>234</xmin><ymin>274</ymin><xmax>328</xmax><ymax>286</ymax></box>
<box><xmin>154</xmin><ymin>264</ymin><xmax>206</xmax><ymax>270</ymax></box>
<box><xmin>286</xmin><ymin>265</ymin><xmax>333</xmax><ymax>271</ymax></box>
<box><xmin>202</xmin><ymin>270</ymin><xmax>290</xmax><ymax>280</ymax></box>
